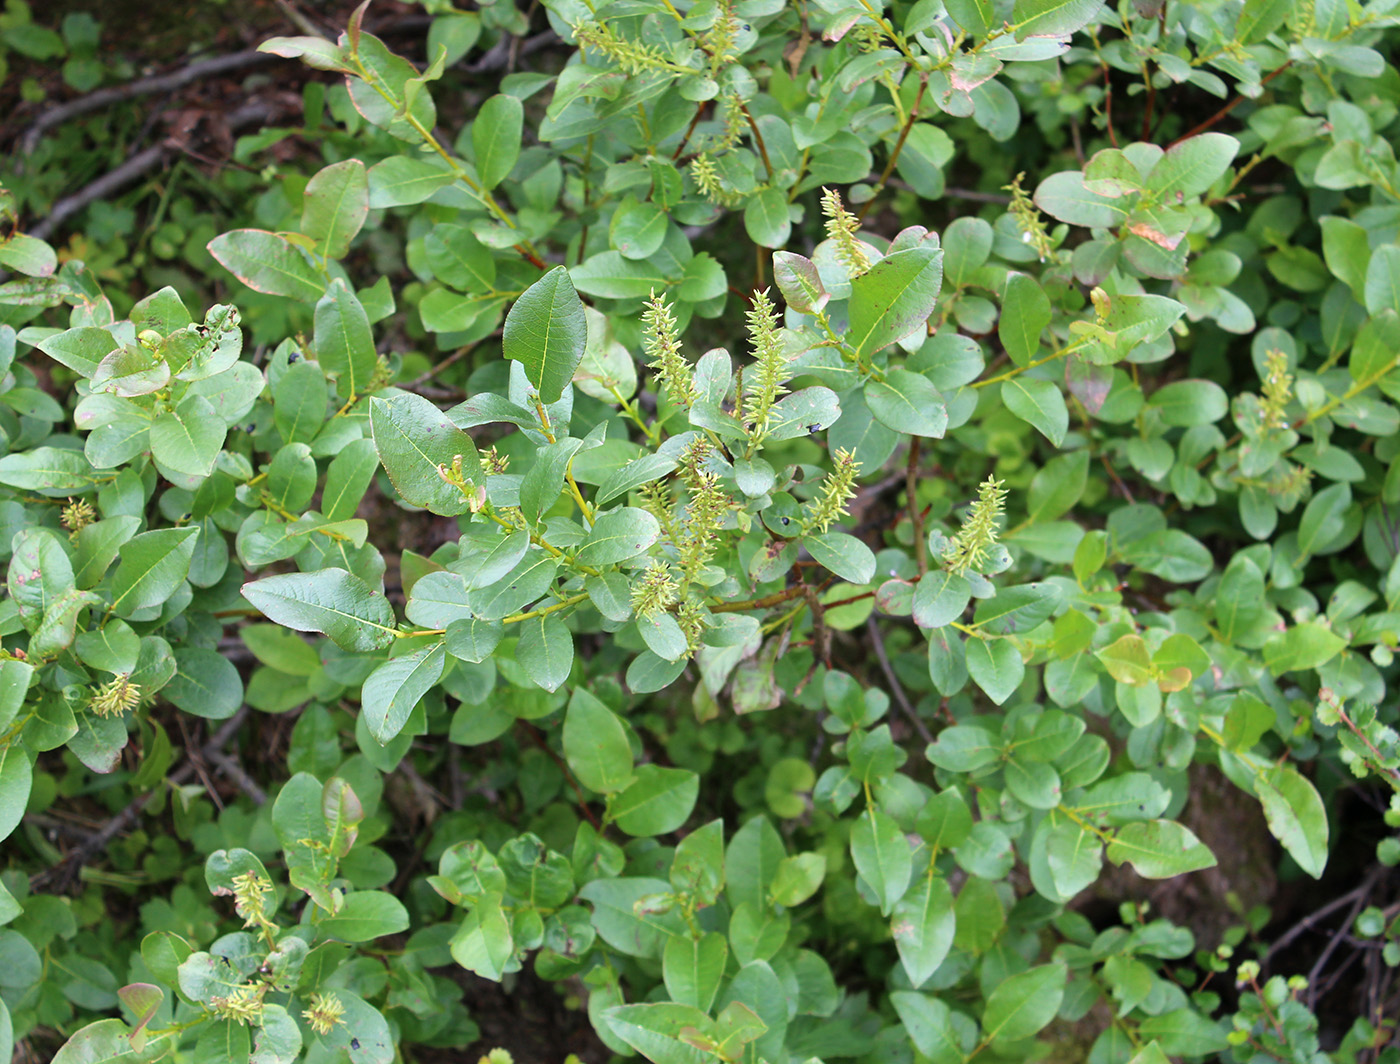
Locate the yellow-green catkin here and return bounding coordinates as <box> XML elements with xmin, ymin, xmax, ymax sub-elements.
<box><xmin>1004</xmin><ymin>173</ymin><xmax>1053</xmax><ymax>261</ymax></box>
<box><xmin>943</xmin><ymin>475</ymin><xmax>1008</xmax><ymax>575</ymax></box>
<box><xmin>573</xmin><ymin>22</ymin><xmax>677</xmax><ymax>75</ymax></box>
<box><xmin>715</xmin><ymin>92</ymin><xmax>745</xmax><ymax>153</ymax></box>
<box><xmin>743</xmin><ymin>288</ymin><xmax>789</xmax><ymax>442</ymax></box>
<box><xmin>705</xmin><ymin>1</ymin><xmax>739</xmax><ymax>74</ymax></box>
<box><xmin>631</xmin><ymin>560</ymin><xmax>679</xmax><ymax>620</ymax></box>
<box><xmin>87</xmin><ymin>674</ymin><xmax>141</xmax><ymax>718</ymax></box>
<box><xmin>61</xmin><ymin>498</ymin><xmax>96</xmax><ymax>538</ymax></box>
<box><xmin>802</xmin><ymin>449</ymin><xmax>861</xmax><ymax>535</ymax></box>
<box><xmin>231</xmin><ymin>872</ymin><xmax>274</xmax><ymax>933</ymax></box>
<box><xmin>1260</xmin><ymin>348</ymin><xmax>1293</xmax><ymax>430</ymax></box>
<box><xmin>212</xmin><ymin>984</ymin><xmax>265</xmax><ymax>1026</ymax></box>
<box><xmin>302</xmin><ymin>992</ymin><xmax>346</xmax><ymax>1036</ymax></box>
<box><xmin>690</xmin><ymin>153</ymin><xmax>733</xmax><ymax>206</ymax></box>
<box><xmin>678</xmin><ymin>438</ymin><xmax>730</xmax><ymax>582</ymax></box>
<box><xmin>821</xmin><ymin>188</ymin><xmax>871</xmax><ymax>277</ymax></box>
<box><xmin>642</xmin><ymin>291</ymin><xmax>695</xmax><ymax>409</ymax></box>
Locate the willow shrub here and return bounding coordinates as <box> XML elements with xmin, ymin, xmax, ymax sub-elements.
<box><xmin>1</xmin><ymin>0</ymin><xmax>1399</xmax><ymax>1060</ymax></box>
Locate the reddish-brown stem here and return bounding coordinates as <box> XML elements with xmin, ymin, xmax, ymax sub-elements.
<box><xmin>857</xmin><ymin>75</ymin><xmax>927</xmax><ymax>223</ymax></box>
<box><xmin>1142</xmin><ymin>64</ymin><xmax>1156</xmax><ymax>142</ymax></box>
<box><xmin>1103</xmin><ymin>64</ymin><xmax>1119</xmax><ymax>148</ymax></box>
<box><xmin>907</xmin><ymin>438</ymin><xmax>927</xmax><ymax>575</ymax></box>
<box><xmin>740</xmin><ymin>104</ymin><xmax>774</xmax><ymax>182</ymax></box>
<box><xmin>515</xmin><ymin>244</ymin><xmax>547</xmax><ymax>270</ymax></box>
<box><xmin>673</xmin><ymin>103</ymin><xmax>706</xmax><ymax>161</ymax></box>
<box><xmin>520</xmin><ymin>721</ymin><xmax>600</xmax><ymax>829</ymax></box>
<box><xmin>1171</xmin><ymin>61</ymin><xmax>1293</xmax><ymax>145</ymax></box>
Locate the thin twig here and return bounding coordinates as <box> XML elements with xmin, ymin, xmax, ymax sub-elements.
<box><xmin>408</xmin><ymin>336</ymin><xmax>494</xmax><ymax>389</ymax></box>
<box><xmin>28</xmin><ymin>101</ymin><xmax>276</xmax><ymax>242</ymax></box>
<box><xmin>1171</xmin><ymin>61</ymin><xmax>1293</xmax><ymax>146</ymax></box>
<box><xmin>867</xmin><ymin>617</ymin><xmax>934</xmax><ymax>745</ymax></box>
<box><xmin>520</xmin><ymin>722</ymin><xmax>600</xmax><ymax>830</ymax></box>
<box><xmin>1306</xmin><ymin>870</ymin><xmax>1380</xmax><ymax>1008</ymax></box>
<box><xmin>15</xmin><ymin>51</ymin><xmax>272</xmax><ymax>155</ymax></box>
<box><xmin>673</xmin><ymin>103</ymin><xmax>706</xmax><ymax>161</ymax></box>
<box><xmin>907</xmin><ymin>438</ymin><xmax>927</xmax><ymax>575</ymax></box>
<box><xmin>1264</xmin><ymin>869</ymin><xmax>1383</xmax><ymax>966</ymax></box>
<box><xmin>31</xmin><ymin>708</ymin><xmax>254</xmax><ymax>892</ymax></box>
<box><xmin>857</xmin><ymin>75</ymin><xmax>927</xmax><ymax>222</ymax></box>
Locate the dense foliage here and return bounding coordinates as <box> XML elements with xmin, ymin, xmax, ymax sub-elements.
<box><xmin>1</xmin><ymin>0</ymin><xmax>1399</xmax><ymax>1061</ymax></box>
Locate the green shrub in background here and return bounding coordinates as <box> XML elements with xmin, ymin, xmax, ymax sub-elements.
<box><xmin>1</xmin><ymin>0</ymin><xmax>1399</xmax><ymax>1061</ymax></box>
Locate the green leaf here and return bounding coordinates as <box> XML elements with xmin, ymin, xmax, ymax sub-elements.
<box><xmin>851</xmin><ymin>808</ymin><xmax>912</xmax><ymax>916</ymax></box>
<box><xmin>1106</xmin><ymin>820</ymin><xmax>1217</xmax><ymax>878</ymax></box>
<box><xmin>580</xmin><ymin>877</ymin><xmax>685</xmax><ymax>958</ymax></box>
<box><xmin>516</xmin><ymin>614</ymin><xmax>574</xmax><ymax>692</ymax></box>
<box><xmin>301</xmin><ymin>159</ymin><xmax>369</xmax><ymax>259</ymax></box>
<box><xmin>1012</xmin><ymin>0</ymin><xmax>1106</xmax><ymax>38</ymax></box>
<box><xmin>0</xmin><ymin>748</ymin><xmax>33</xmax><ymax>844</ymax></box>
<box><xmin>504</xmin><ymin>266</ymin><xmax>588</xmax><ymax>404</ymax></box>
<box><xmin>1034</xmin><ymin>171</ymin><xmax>1129</xmax><ymax>228</ymax></box>
<box><xmin>564</xmin><ymin>688</ymin><xmax>634</xmax><ymax>794</ymax></box>
<box><xmin>206</xmin><ymin>229</ymin><xmax>324</xmax><ymax>302</ymax></box>
<box><xmin>1044</xmin><ymin>821</ymin><xmax>1102</xmax><ymax>898</ymax></box>
<box><xmin>892</xmin><ymin>875</ymin><xmax>955</xmax><ymax>987</ymax></box>
<box><xmin>109</xmin><ymin>526</ymin><xmax>199</xmax><ymax>617</ymax></box>
<box><xmin>1263</xmin><ymin>621</ymin><xmax>1347</xmax><ymax>676</ymax></box>
<box><xmin>999</xmin><ymin>274</ymin><xmax>1052</xmax><ymax>365</ymax></box>
<box><xmin>1236</xmin><ymin>0</ymin><xmax>1293</xmax><ymax>42</ymax></box>
<box><xmin>319</xmin><ymin>891</ymin><xmax>410</xmax><ymax>942</ymax></box>
<box><xmin>149</xmin><ymin>395</ymin><xmax>226</xmax><ymax>477</ymax></box>
<box><xmin>1096</xmin><ymin>634</ymin><xmax>1152</xmax><ymax>684</ymax></box>
<box><xmin>1137</xmin><ymin>1011</ymin><xmax>1229</xmax><ymax>1056</ymax></box>
<box><xmin>1002</xmin><ymin>378</ymin><xmax>1068</xmax><ymax>446</ymax></box>
<box><xmin>273</xmin><ymin>361</ymin><xmax>327</xmax><ymax>445</ymax></box>
<box><xmin>474</xmin><ymin>94</ymin><xmax>524</xmax><ymax>191</ymax></box>
<box><xmin>0</xmin><ymin>446</ymin><xmax>100</xmax><ymax>496</ymax></box>
<box><xmin>848</xmin><ymin>247</ymin><xmax>943</xmax><ymax>358</ymax></box>
<box><xmin>1147</xmin><ymin>379</ymin><xmax>1228</xmax><ymax>426</ymax></box>
<box><xmin>1145</xmin><ymin>134</ymin><xmax>1239</xmax><ymax>199</ymax></box>
<box><xmin>981</xmin><ymin>963</ymin><xmax>1067</xmax><ymax>1047</ymax></box>
<box><xmin>865</xmin><ymin>369</ymin><xmax>948</xmax><ymax>438</ymax></box>
<box><xmin>367</xmin><ymin>156</ymin><xmax>456</xmax><ymax>208</ymax></box>
<box><xmin>50</xmin><ymin>1019</ymin><xmax>132</xmax><ymax>1064</ymax></box>
<box><xmin>891</xmin><ymin>992</ymin><xmax>962</xmax><ymax>1064</ymax></box>
<box><xmin>610</xmin><ymin>198</ymin><xmax>668</xmax><ymax>261</ymax></box>
<box><xmin>1256</xmin><ymin>765</ymin><xmax>1328</xmax><ymax>878</ymax></box>
<box><xmin>1364</xmin><ymin>244</ymin><xmax>1400</xmax><ymax>316</ymax></box>
<box><xmin>164</xmin><ymin>647</ymin><xmax>243</xmax><ymax>720</ymax></box>
<box><xmin>370</xmin><ymin>392</ymin><xmax>484</xmax><ymax>516</ymax></box>
<box><xmin>450</xmin><ymin>897</ymin><xmax>514</xmax><ymax>980</ymax></box>
<box><xmin>965</xmin><ymin>637</ymin><xmax>1024</xmax><ymax>705</ymax></box>
<box><xmin>361</xmin><ymin>644</ymin><xmax>445</xmax><ymax>744</ymax></box>
<box><xmin>926</xmin><ymin>725</ymin><xmax>1001</xmax><ymax>772</ymax></box>
<box><xmin>913</xmin><ymin>570</ymin><xmax>971</xmax><ymax>629</ymax></box>
<box><xmin>805</xmin><ymin>532</ymin><xmax>876</xmax><ymax>584</ymax></box>
<box><xmin>315</xmin><ymin>279</ymin><xmax>377</xmax><ymax>400</ymax></box>
<box><xmin>1004</xmin><ymin>757</ymin><xmax>1063</xmax><ymax>809</ymax></box>
<box><xmin>744</xmin><ymin>188</ymin><xmax>791</xmax><ymax>248</ymax></box>
<box><xmin>663</xmin><ymin>933</ymin><xmax>728</xmax><ymax>1014</ymax></box>
<box><xmin>1320</xmin><ymin>216</ymin><xmax>1370</xmax><ymax>303</ymax></box>
<box><xmin>36</xmin><ymin>326</ymin><xmax>117</xmax><ymax>378</ymax></box>
<box><xmin>242</xmin><ymin>568</ymin><xmax>398</xmax><ymax>652</ymax></box>
<box><xmin>611</xmin><ymin>765</ymin><xmax>699</xmax><ymax>836</ymax></box>
<box><xmin>769</xmin><ymin>852</ymin><xmax>826</xmax><ymax>906</ymax></box>
<box><xmin>605</xmin><ymin>1003</ymin><xmax>713</xmax><ymax>1064</ymax></box>
<box><xmin>576</xmin><ymin>507</ymin><xmax>662</xmax><ymax>567</ymax></box>
<box><xmin>773</xmin><ymin>251</ymin><xmax>828</xmax><ymax>313</ymax></box>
